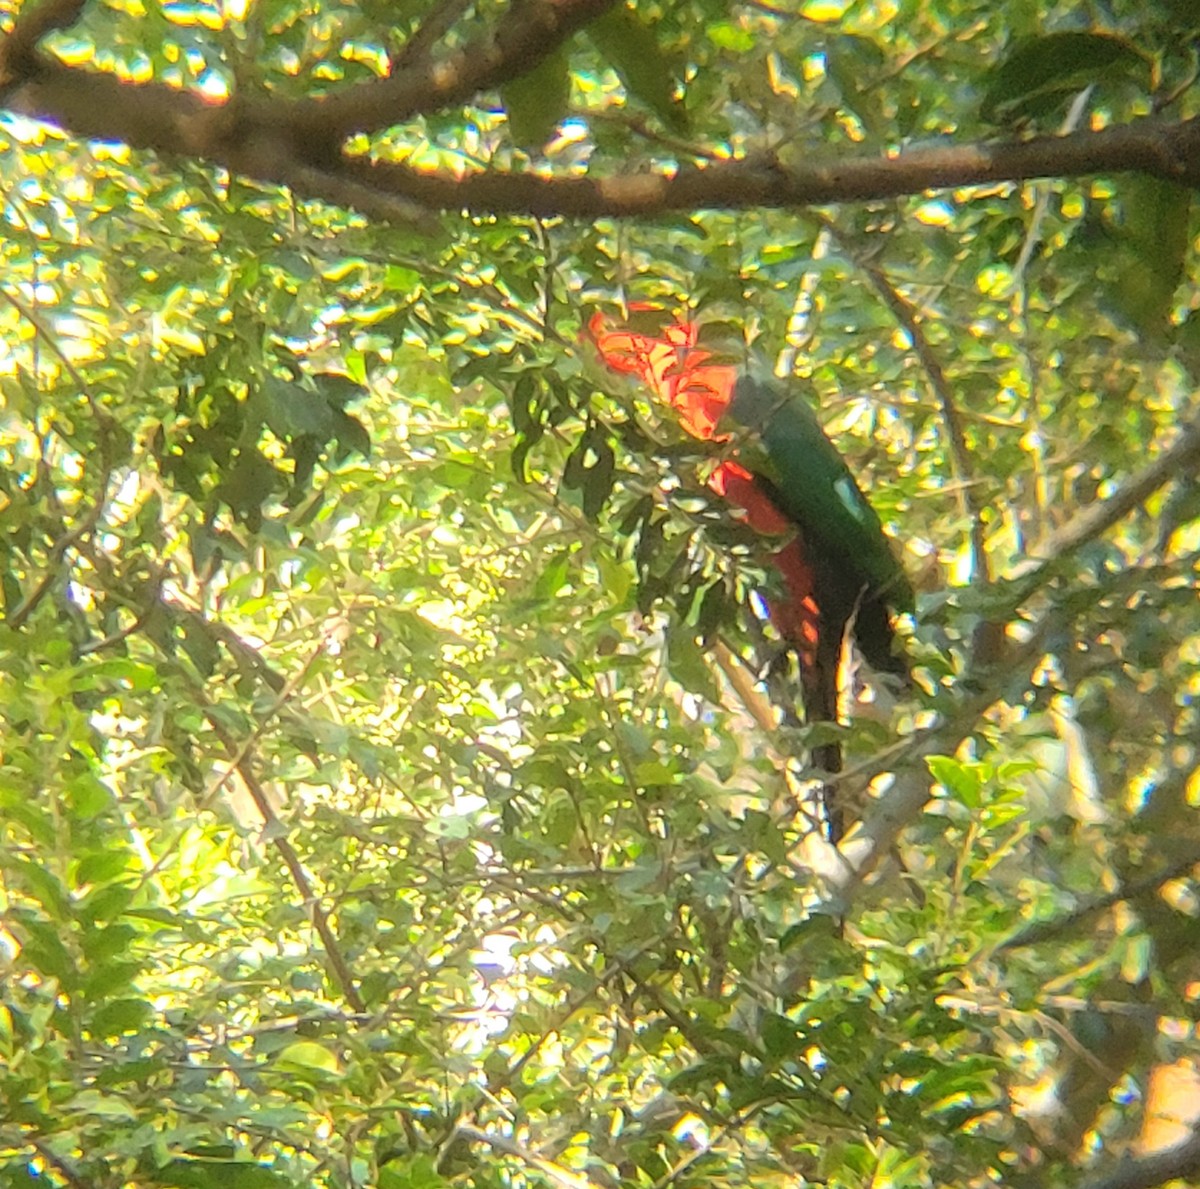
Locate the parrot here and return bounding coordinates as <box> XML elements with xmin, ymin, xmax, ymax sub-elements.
<box><xmin>590</xmin><ymin>307</ymin><xmax>913</xmax><ymax>842</ymax></box>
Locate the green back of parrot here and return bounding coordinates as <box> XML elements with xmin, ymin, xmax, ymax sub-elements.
<box><xmin>728</xmin><ymin>375</ymin><xmax>914</xmax><ymax>614</ymax></box>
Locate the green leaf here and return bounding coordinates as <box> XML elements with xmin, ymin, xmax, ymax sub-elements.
<box><xmin>5</xmin><ymin>857</ymin><xmax>71</xmax><ymax>919</ymax></box>
<box><xmin>826</xmin><ymin>34</ymin><xmax>887</xmax><ymax>137</ymax></box>
<box><xmin>760</xmin><ymin>1011</ymin><xmax>802</xmax><ymax>1059</ymax></box>
<box><xmin>586</xmin><ymin>8</ymin><xmax>688</xmax><ymax>134</ymax></box>
<box><xmin>66</xmin><ymin>771</ymin><xmax>115</xmax><ymax>819</ymax></box>
<box><xmin>561</xmin><ymin>425</ymin><xmax>616</xmax><ymax>521</ymax></box>
<box><xmin>261</xmin><ymin>375</ymin><xmax>336</xmax><ymax>440</ymax></box>
<box><xmin>89</xmin><ymin>997</ymin><xmax>153</xmax><ymax>1038</ymax></box>
<box><xmin>927</xmin><ymin>755</ymin><xmax>983</xmax><ymax>808</ymax></box>
<box><xmin>214</xmin><ymin>448</ymin><xmax>280</xmax><ymax>524</ymax></box>
<box><xmin>21</xmin><ymin>919</ymin><xmax>79</xmax><ymax>986</ymax></box>
<box><xmin>981</xmin><ymin>31</ymin><xmax>1148</xmax><ymax>125</ymax></box>
<box><xmin>276</xmin><ymin>1040</ymin><xmax>340</xmax><ymax>1075</ymax></box>
<box><xmin>501</xmin><ymin>47</ymin><xmax>570</xmax><ymax>149</ymax></box>
<box><xmin>1106</xmin><ymin>177</ymin><xmax>1191</xmax><ymax>343</ymax></box>
<box><xmin>535</xmin><ymin>550</ymin><xmax>571</xmax><ymax>600</ymax></box>
<box><xmin>332</xmin><ymin>409</ymin><xmax>372</xmax><ymax>460</ymax></box>
<box><xmin>153</xmin><ymin>1161</ymin><xmax>293</xmax><ymax>1189</ymax></box>
<box><xmin>666</xmin><ymin>625</ymin><xmax>720</xmax><ymax>703</ymax></box>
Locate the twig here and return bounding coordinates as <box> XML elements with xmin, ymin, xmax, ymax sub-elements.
<box><xmin>200</xmin><ymin>668</ymin><xmax>367</xmax><ymax>1013</ymax></box>
<box><xmin>75</xmin><ymin>571</ymin><xmax>164</xmax><ymax>655</ymax></box>
<box><xmin>998</xmin><ymin>847</ymin><xmax>1200</xmax><ymax>952</ymax></box>
<box><xmin>194</xmin><ymin>635</ymin><xmax>327</xmax><ymax>818</ymax></box>
<box><xmin>29</xmin><ymin>1140</ymin><xmax>87</xmax><ymax>1189</ymax></box>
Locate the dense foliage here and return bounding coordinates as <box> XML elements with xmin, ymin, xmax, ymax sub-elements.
<box><xmin>1</xmin><ymin>0</ymin><xmax>1199</xmax><ymax>1186</ymax></box>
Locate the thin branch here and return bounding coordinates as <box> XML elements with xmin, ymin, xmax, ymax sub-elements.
<box><xmin>29</xmin><ymin>1140</ymin><xmax>87</xmax><ymax>1189</ymax></box>
<box><xmin>711</xmin><ymin>641</ymin><xmax>778</xmax><ymax>735</ymax></box>
<box><xmin>75</xmin><ymin>569</ymin><xmax>164</xmax><ymax>655</ymax></box>
<box><xmin>124</xmin><ymin>611</ymin><xmax>366</xmax><ymax>1011</ymax></box>
<box><xmin>454</xmin><ymin>1125</ymin><xmax>598</xmax><ymax>1189</ymax></box>
<box><xmin>830</xmin><ymin>617</ymin><xmax>1053</xmax><ymax>892</ymax></box>
<box><xmin>1016</xmin><ymin>414</ymin><xmax>1200</xmax><ymax>579</ymax></box>
<box><xmin>0</xmin><ymin>288</ymin><xmax>118</xmax><ymax>630</ymax></box>
<box><xmin>999</xmin><ymin>847</ymin><xmax>1200</xmax><ymax>952</ymax></box>
<box><xmin>200</xmin><ymin>678</ymin><xmax>368</xmax><ymax>1014</ymax></box>
<box><xmin>823</xmin><ymin>217</ymin><xmax>989</xmax><ymax>584</ymax></box>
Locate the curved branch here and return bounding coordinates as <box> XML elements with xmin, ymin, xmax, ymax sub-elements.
<box><xmin>3</xmin><ymin>0</ymin><xmax>618</xmax><ymax>164</ymax></box>
<box><xmin>276</xmin><ymin>0</ymin><xmax>619</xmax><ymax>143</ymax></box>
<box><xmin>0</xmin><ymin>0</ymin><xmax>87</xmax><ymax>82</ymax></box>
<box><xmin>1016</xmin><ymin>414</ymin><xmax>1200</xmax><ymax>578</ymax></box>
<box><xmin>336</xmin><ymin>118</ymin><xmax>1200</xmax><ymax>215</ymax></box>
<box><xmin>1079</xmin><ymin>1132</ymin><xmax>1200</xmax><ymax>1189</ymax></box>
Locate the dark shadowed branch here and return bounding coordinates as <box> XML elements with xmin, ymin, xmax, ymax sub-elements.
<box><xmin>1078</xmin><ymin>1132</ymin><xmax>1200</xmax><ymax>1189</ymax></box>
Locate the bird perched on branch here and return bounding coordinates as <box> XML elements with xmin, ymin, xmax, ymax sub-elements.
<box><xmin>590</xmin><ymin>307</ymin><xmax>912</xmax><ymax>841</ymax></box>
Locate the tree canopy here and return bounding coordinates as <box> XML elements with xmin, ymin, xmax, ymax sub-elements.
<box><xmin>1</xmin><ymin>0</ymin><xmax>1199</xmax><ymax>1186</ymax></box>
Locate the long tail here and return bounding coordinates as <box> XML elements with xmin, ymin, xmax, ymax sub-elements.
<box><xmin>798</xmin><ymin>621</ymin><xmax>846</xmax><ymax>843</ymax></box>
<box><xmin>767</xmin><ymin>535</ymin><xmax>849</xmax><ymax>843</ymax></box>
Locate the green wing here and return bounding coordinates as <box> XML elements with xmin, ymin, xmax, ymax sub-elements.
<box><xmin>728</xmin><ymin>375</ymin><xmax>914</xmax><ymax>613</ymax></box>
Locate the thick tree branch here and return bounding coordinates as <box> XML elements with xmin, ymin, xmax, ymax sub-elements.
<box><xmin>1079</xmin><ymin>1132</ymin><xmax>1200</xmax><ymax>1189</ymax></box>
<box><xmin>336</xmin><ymin>118</ymin><xmax>1200</xmax><ymax>214</ymax></box>
<box><xmin>3</xmin><ymin>0</ymin><xmax>617</xmax><ymax>165</ymax></box>
<box><xmin>6</xmin><ymin>10</ymin><xmax>1200</xmax><ymax>223</ymax></box>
